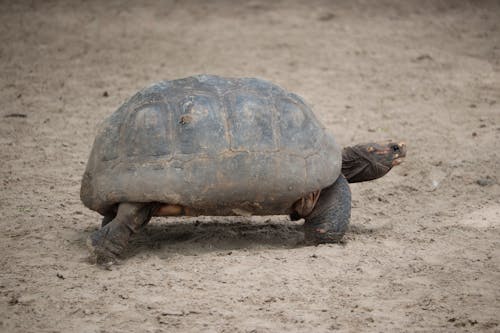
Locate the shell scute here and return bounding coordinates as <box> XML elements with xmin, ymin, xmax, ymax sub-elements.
<box><xmin>124</xmin><ymin>104</ymin><xmax>172</xmax><ymax>158</ymax></box>
<box><xmin>226</xmin><ymin>92</ymin><xmax>278</xmax><ymax>152</ymax></box>
<box><xmin>174</xmin><ymin>94</ymin><xmax>229</xmax><ymax>155</ymax></box>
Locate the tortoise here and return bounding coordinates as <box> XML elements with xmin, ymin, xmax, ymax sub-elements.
<box><xmin>80</xmin><ymin>74</ymin><xmax>406</xmax><ymax>265</ymax></box>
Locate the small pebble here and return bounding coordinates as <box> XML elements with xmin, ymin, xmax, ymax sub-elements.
<box><xmin>4</xmin><ymin>113</ymin><xmax>27</xmax><ymax>118</ymax></box>
<box><xmin>318</xmin><ymin>13</ymin><xmax>335</xmax><ymax>21</ymax></box>
<box><xmin>476</xmin><ymin>178</ymin><xmax>495</xmax><ymax>186</ymax></box>
<box><xmin>415</xmin><ymin>54</ymin><xmax>433</xmax><ymax>61</ymax></box>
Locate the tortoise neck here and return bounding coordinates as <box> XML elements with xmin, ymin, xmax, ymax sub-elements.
<box><xmin>341</xmin><ymin>146</ymin><xmax>390</xmax><ymax>183</ymax></box>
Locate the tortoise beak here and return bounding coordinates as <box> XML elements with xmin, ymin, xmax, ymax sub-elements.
<box><xmin>398</xmin><ymin>142</ymin><xmax>407</xmax><ymax>157</ymax></box>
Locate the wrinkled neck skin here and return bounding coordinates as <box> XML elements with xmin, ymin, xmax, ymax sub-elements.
<box><xmin>341</xmin><ymin>146</ymin><xmax>390</xmax><ymax>183</ymax></box>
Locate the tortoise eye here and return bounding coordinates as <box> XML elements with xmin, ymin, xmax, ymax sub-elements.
<box><xmin>391</xmin><ymin>144</ymin><xmax>400</xmax><ymax>153</ymax></box>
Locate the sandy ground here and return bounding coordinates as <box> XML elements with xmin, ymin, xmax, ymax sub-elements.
<box><xmin>1</xmin><ymin>0</ymin><xmax>500</xmax><ymax>332</ymax></box>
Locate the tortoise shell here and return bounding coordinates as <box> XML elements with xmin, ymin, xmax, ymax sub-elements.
<box><xmin>80</xmin><ymin>75</ymin><xmax>341</xmax><ymax>216</ymax></box>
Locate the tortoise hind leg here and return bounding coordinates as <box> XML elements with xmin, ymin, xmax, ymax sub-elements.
<box><xmin>87</xmin><ymin>202</ymin><xmax>158</xmax><ymax>265</ymax></box>
<box><xmin>303</xmin><ymin>175</ymin><xmax>351</xmax><ymax>244</ymax></box>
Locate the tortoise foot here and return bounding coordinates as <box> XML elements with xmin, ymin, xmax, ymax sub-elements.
<box><xmin>303</xmin><ymin>175</ymin><xmax>351</xmax><ymax>245</ymax></box>
<box><xmin>87</xmin><ymin>223</ymin><xmax>131</xmax><ymax>266</ymax></box>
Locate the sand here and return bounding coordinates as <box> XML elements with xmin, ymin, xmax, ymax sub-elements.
<box><xmin>1</xmin><ymin>1</ymin><xmax>499</xmax><ymax>332</ymax></box>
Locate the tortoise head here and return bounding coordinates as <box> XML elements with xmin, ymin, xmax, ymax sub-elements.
<box><xmin>342</xmin><ymin>141</ymin><xmax>407</xmax><ymax>183</ymax></box>
<box><xmin>366</xmin><ymin>141</ymin><xmax>407</xmax><ymax>168</ymax></box>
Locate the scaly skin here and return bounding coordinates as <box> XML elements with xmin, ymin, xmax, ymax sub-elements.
<box><xmin>342</xmin><ymin>141</ymin><xmax>406</xmax><ymax>183</ymax></box>
<box><xmin>303</xmin><ymin>175</ymin><xmax>351</xmax><ymax>244</ymax></box>
<box><xmin>87</xmin><ymin>220</ymin><xmax>131</xmax><ymax>266</ymax></box>
<box><xmin>87</xmin><ymin>203</ymin><xmax>157</xmax><ymax>266</ymax></box>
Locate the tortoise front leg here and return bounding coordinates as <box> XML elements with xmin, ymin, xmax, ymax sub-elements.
<box><xmin>303</xmin><ymin>175</ymin><xmax>351</xmax><ymax>244</ymax></box>
<box><xmin>87</xmin><ymin>202</ymin><xmax>157</xmax><ymax>265</ymax></box>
